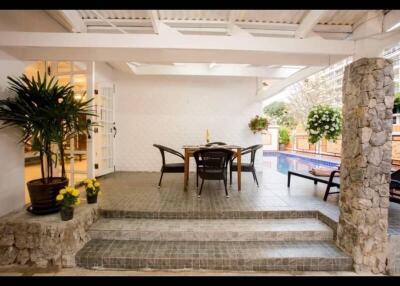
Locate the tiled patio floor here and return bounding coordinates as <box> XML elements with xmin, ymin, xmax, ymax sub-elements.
<box><xmin>97</xmin><ymin>156</ymin><xmax>400</xmax><ymax>235</ymax></box>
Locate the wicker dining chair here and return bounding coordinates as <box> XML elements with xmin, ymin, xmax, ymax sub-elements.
<box><xmin>230</xmin><ymin>144</ymin><xmax>263</xmax><ymax>187</ymax></box>
<box><xmin>153</xmin><ymin>144</ymin><xmax>185</xmax><ymax>187</ymax></box>
<box><xmin>193</xmin><ymin>148</ymin><xmax>234</xmax><ymax>198</ymax></box>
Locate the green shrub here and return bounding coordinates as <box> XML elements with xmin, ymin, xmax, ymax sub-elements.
<box><xmin>279</xmin><ymin>127</ymin><xmax>290</xmax><ymax>145</ymax></box>
<box><xmin>248</xmin><ymin>115</ymin><xmax>268</xmax><ymax>134</ymax></box>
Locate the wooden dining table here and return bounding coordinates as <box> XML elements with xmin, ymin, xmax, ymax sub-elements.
<box><xmin>182</xmin><ymin>145</ymin><xmax>242</xmax><ymax>191</ymax></box>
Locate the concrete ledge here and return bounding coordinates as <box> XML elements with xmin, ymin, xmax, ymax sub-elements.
<box><xmin>0</xmin><ymin>203</ymin><xmax>100</xmax><ymax>268</ymax></box>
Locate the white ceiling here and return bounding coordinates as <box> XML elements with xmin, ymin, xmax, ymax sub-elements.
<box><xmin>2</xmin><ymin>9</ymin><xmax>398</xmax><ymax>100</ymax></box>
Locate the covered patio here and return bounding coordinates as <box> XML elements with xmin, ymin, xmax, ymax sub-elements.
<box><xmin>1</xmin><ymin>9</ymin><xmax>400</xmax><ymax>276</ymax></box>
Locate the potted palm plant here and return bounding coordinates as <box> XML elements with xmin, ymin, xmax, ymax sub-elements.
<box><xmin>0</xmin><ymin>73</ymin><xmax>95</xmax><ymax>215</ymax></box>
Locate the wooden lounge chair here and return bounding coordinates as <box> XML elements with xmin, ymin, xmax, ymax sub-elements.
<box><xmin>289</xmin><ymin>166</ymin><xmax>400</xmax><ymax>202</ymax></box>
<box><xmin>287</xmin><ymin>168</ymin><xmax>340</xmax><ymax>201</ymax></box>
<box><xmin>390</xmin><ymin>169</ymin><xmax>400</xmax><ymax>203</ymax></box>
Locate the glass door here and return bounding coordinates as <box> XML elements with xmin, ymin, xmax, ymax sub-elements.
<box><xmin>50</xmin><ymin>61</ymin><xmax>89</xmax><ymax>186</ymax></box>
<box><xmin>94</xmin><ymin>82</ymin><xmax>115</xmax><ymax>176</ymax></box>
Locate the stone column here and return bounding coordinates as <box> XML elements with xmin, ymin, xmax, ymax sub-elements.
<box><xmin>338</xmin><ymin>58</ymin><xmax>394</xmax><ymax>273</ymax></box>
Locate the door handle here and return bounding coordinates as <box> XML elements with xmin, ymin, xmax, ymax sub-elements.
<box><xmin>86</xmin><ymin>119</ymin><xmax>92</xmax><ymax>139</ymax></box>
<box><xmin>113</xmin><ymin>122</ymin><xmax>117</xmax><ymax>138</ymax></box>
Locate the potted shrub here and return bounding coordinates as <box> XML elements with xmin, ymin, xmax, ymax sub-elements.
<box><xmin>306</xmin><ymin>105</ymin><xmax>342</xmax><ymax>144</ymax></box>
<box><xmin>0</xmin><ymin>73</ymin><xmax>95</xmax><ymax>214</ymax></box>
<box><xmin>248</xmin><ymin>115</ymin><xmax>268</xmax><ymax>134</ymax></box>
<box><xmin>83</xmin><ymin>178</ymin><xmax>101</xmax><ymax>204</ymax></box>
<box><xmin>279</xmin><ymin>127</ymin><xmax>290</xmax><ymax>150</ymax></box>
<box><xmin>56</xmin><ymin>186</ymin><xmax>81</xmax><ymax>221</ymax></box>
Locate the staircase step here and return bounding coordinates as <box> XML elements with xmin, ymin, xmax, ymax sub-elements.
<box><xmin>76</xmin><ymin>240</ymin><xmax>353</xmax><ymax>271</ymax></box>
<box><xmin>88</xmin><ymin>218</ymin><xmax>333</xmax><ymax>242</ymax></box>
<box><xmin>99</xmin><ymin>209</ymin><xmax>318</xmax><ymax>219</ymax></box>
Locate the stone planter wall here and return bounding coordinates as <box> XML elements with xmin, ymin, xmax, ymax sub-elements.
<box><xmin>0</xmin><ymin>204</ymin><xmax>99</xmax><ymax>268</ymax></box>
<box><xmin>338</xmin><ymin>57</ymin><xmax>394</xmax><ymax>274</ymax></box>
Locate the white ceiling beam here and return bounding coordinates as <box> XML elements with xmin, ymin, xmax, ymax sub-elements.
<box><xmin>295</xmin><ymin>10</ymin><xmax>330</xmax><ymax>39</ymax></box>
<box><xmin>149</xmin><ymin>10</ymin><xmax>160</xmax><ymax>34</ymax></box>
<box><xmin>1</xmin><ymin>46</ymin><xmax>346</xmax><ymax>66</ymax></box>
<box><xmin>82</xmin><ymin>18</ymin><xmax>353</xmax><ymax>34</ymax></box>
<box><xmin>175</xmin><ymin>27</ymin><xmax>227</xmax><ymax>34</ymax></box>
<box><xmin>87</xmin><ymin>26</ymin><xmax>154</xmax><ymax>32</ymax></box>
<box><xmin>237</xmin><ymin>22</ymin><xmax>353</xmax><ymax>33</ymax></box>
<box><xmin>247</xmin><ymin>29</ymin><xmax>295</xmax><ymax>37</ymax></box>
<box><xmin>0</xmin><ymin>31</ymin><xmax>354</xmax><ymax>55</ymax></box>
<box><xmin>125</xmin><ymin>64</ymin><xmax>301</xmax><ymax>78</ymax></box>
<box><xmin>0</xmin><ymin>32</ymin><xmax>350</xmax><ymax>66</ymax></box>
<box><xmin>107</xmin><ymin>62</ymin><xmax>135</xmax><ymax>74</ymax></box>
<box><xmin>92</xmin><ymin>10</ymin><xmax>128</xmax><ymax>34</ymax></box>
<box><xmin>351</xmin><ymin>11</ymin><xmax>383</xmax><ymax>40</ymax></box>
<box><xmin>384</xmin><ymin>10</ymin><xmax>400</xmax><ymax>32</ymax></box>
<box><xmin>256</xmin><ymin>66</ymin><xmax>327</xmax><ymax>101</ymax></box>
<box><xmin>227</xmin><ymin>10</ymin><xmax>236</xmax><ymax>36</ymax></box>
<box><xmin>58</xmin><ymin>10</ymin><xmax>87</xmax><ymax>33</ymax></box>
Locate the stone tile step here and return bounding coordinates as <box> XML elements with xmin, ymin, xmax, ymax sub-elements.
<box><xmin>88</xmin><ymin>218</ymin><xmax>333</xmax><ymax>241</ymax></box>
<box><xmin>99</xmin><ymin>209</ymin><xmax>319</xmax><ymax>219</ymax></box>
<box><xmin>75</xmin><ymin>240</ymin><xmax>353</xmax><ymax>272</ymax></box>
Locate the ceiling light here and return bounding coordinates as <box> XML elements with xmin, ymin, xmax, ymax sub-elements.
<box><xmin>387</xmin><ymin>21</ymin><xmax>400</xmax><ymax>32</ymax></box>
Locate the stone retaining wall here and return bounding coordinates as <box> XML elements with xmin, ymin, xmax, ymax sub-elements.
<box><xmin>0</xmin><ymin>204</ymin><xmax>99</xmax><ymax>268</ymax></box>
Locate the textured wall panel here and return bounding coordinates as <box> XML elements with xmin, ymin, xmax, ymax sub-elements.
<box><xmin>114</xmin><ymin>74</ymin><xmax>263</xmax><ymax>172</ymax></box>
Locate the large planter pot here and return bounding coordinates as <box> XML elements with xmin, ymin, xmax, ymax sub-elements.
<box><xmin>26</xmin><ymin>177</ymin><xmax>68</xmax><ymax>215</ymax></box>
<box><xmin>60</xmin><ymin>206</ymin><xmax>74</xmax><ymax>221</ymax></box>
<box><xmin>87</xmin><ymin>194</ymin><xmax>98</xmax><ymax>204</ymax></box>
<box><xmin>279</xmin><ymin>144</ymin><xmax>286</xmax><ymax>151</ymax></box>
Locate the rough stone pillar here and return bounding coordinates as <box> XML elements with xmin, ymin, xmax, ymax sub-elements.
<box><xmin>338</xmin><ymin>58</ymin><xmax>394</xmax><ymax>273</ymax></box>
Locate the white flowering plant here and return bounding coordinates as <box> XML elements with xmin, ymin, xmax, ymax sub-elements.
<box><xmin>306</xmin><ymin>105</ymin><xmax>342</xmax><ymax>144</ymax></box>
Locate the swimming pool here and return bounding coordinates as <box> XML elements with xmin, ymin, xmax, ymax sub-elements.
<box><xmin>263</xmin><ymin>151</ymin><xmax>340</xmax><ymax>175</ymax></box>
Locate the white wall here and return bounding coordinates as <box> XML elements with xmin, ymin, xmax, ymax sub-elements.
<box><xmin>114</xmin><ymin>73</ymin><xmax>263</xmax><ymax>172</ymax></box>
<box><xmin>0</xmin><ymin>50</ymin><xmax>26</xmax><ymax>217</ymax></box>
<box><xmin>95</xmin><ymin>62</ymin><xmax>114</xmax><ymax>84</ymax></box>
<box><xmin>263</xmin><ymin>125</ymin><xmax>279</xmax><ymax>151</ymax></box>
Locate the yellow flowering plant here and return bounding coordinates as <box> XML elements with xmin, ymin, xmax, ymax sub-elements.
<box><xmin>83</xmin><ymin>178</ymin><xmax>101</xmax><ymax>197</ymax></box>
<box><xmin>56</xmin><ymin>186</ymin><xmax>80</xmax><ymax>208</ymax></box>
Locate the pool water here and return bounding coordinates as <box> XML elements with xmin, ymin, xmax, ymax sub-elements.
<box><xmin>264</xmin><ymin>152</ymin><xmax>340</xmax><ymax>175</ymax></box>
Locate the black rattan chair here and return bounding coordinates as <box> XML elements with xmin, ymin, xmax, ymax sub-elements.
<box><xmin>193</xmin><ymin>148</ymin><xmax>234</xmax><ymax>198</ymax></box>
<box><xmin>230</xmin><ymin>144</ymin><xmax>263</xmax><ymax>187</ymax></box>
<box><xmin>153</xmin><ymin>144</ymin><xmax>185</xmax><ymax>187</ymax></box>
<box><xmin>196</xmin><ymin>142</ymin><xmax>227</xmax><ymax>186</ymax></box>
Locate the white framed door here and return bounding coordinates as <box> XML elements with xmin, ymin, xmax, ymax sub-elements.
<box><xmin>48</xmin><ymin>61</ymin><xmax>89</xmax><ymax>186</ymax></box>
<box><xmin>94</xmin><ymin>82</ymin><xmax>116</xmax><ymax>177</ymax></box>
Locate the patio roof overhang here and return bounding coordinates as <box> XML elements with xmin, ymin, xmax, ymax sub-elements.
<box><xmin>0</xmin><ymin>9</ymin><xmax>400</xmax><ymax>102</ymax></box>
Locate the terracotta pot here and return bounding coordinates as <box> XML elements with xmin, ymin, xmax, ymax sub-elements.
<box><xmin>26</xmin><ymin>177</ymin><xmax>68</xmax><ymax>215</ymax></box>
<box><xmin>87</xmin><ymin>194</ymin><xmax>98</xmax><ymax>204</ymax></box>
<box><xmin>60</xmin><ymin>206</ymin><xmax>74</xmax><ymax>221</ymax></box>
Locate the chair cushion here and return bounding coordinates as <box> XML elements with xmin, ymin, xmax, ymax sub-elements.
<box><xmin>163</xmin><ymin>163</ymin><xmax>185</xmax><ymax>173</ymax></box>
<box><xmin>230</xmin><ymin>162</ymin><xmax>253</xmax><ymax>172</ymax></box>
<box><xmin>198</xmin><ymin>168</ymin><xmax>226</xmax><ymax>180</ymax></box>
